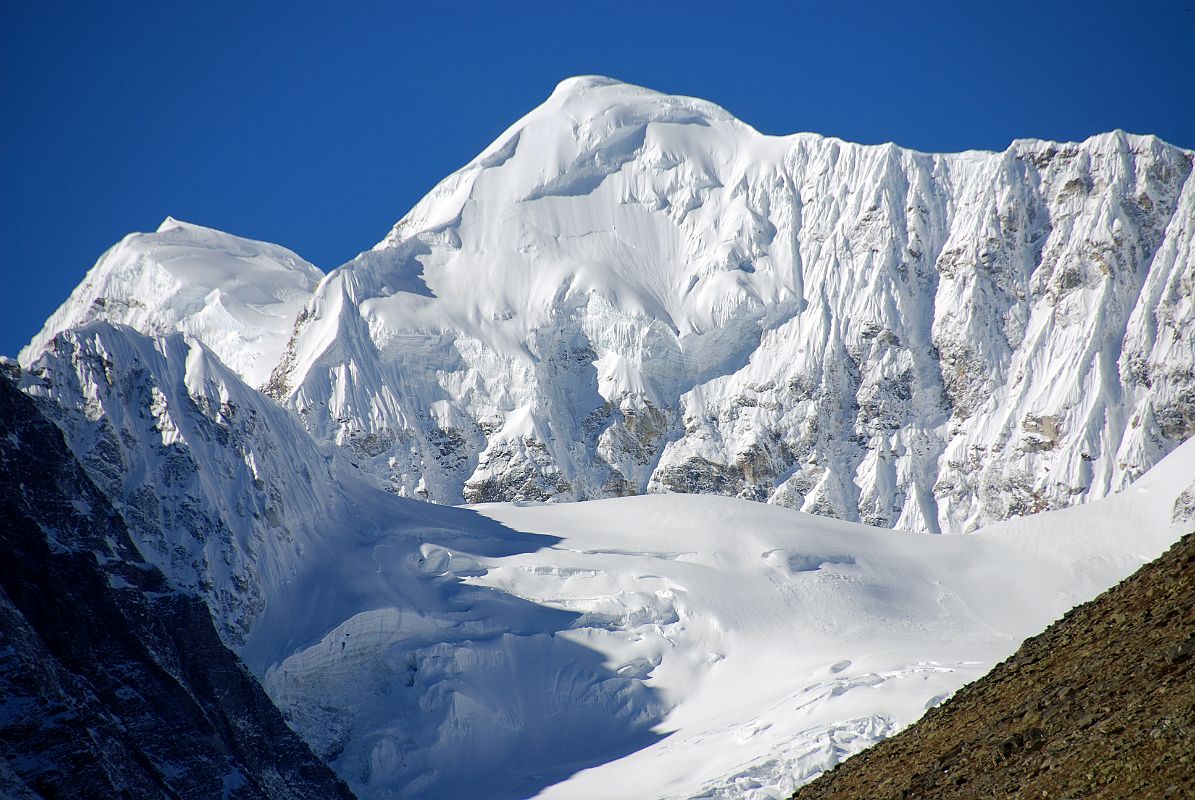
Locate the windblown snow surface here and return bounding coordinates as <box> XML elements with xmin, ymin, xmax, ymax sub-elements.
<box><xmin>14</xmin><ymin>76</ymin><xmax>1195</xmax><ymax>800</ymax></box>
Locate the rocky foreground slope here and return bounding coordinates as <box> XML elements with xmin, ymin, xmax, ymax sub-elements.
<box><xmin>790</xmin><ymin>531</ymin><xmax>1195</xmax><ymax>800</ymax></box>
<box><xmin>0</xmin><ymin>373</ymin><xmax>353</xmax><ymax>800</ymax></box>
<box><xmin>23</xmin><ymin>78</ymin><xmax>1195</xmax><ymax>534</ymax></box>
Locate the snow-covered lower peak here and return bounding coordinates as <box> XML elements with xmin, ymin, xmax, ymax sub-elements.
<box><xmin>263</xmin><ymin>76</ymin><xmax>1194</xmax><ymax>532</ymax></box>
<box><xmin>21</xmin><ymin>217</ymin><xmax>323</xmax><ymax>388</ymax></box>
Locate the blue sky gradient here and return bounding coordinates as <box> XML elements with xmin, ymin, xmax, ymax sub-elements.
<box><xmin>2</xmin><ymin>0</ymin><xmax>1192</xmax><ymax>356</ymax></box>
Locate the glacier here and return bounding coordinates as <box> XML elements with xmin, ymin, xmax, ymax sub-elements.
<box><xmin>12</xmin><ymin>76</ymin><xmax>1195</xmax><ymax>799</ymax></box>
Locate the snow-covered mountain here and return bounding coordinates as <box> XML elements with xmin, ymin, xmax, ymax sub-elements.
<box><xmin>11</xmin><ymin>76</ymin><xmax>1195</xmax><ymax>799</ymax></box>
<box><xmin>25</xmin><ymin>77</ymin><xmax>1194</xmax><ymax>534</ymax></box>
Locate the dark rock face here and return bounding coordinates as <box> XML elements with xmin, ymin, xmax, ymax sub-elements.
<box><xmin>790</xmin><ymin>531</ymin><xmax>1195</xmax><ymax>800</ymax></box>
<box><xmin>0</xmin><ymin>375</ymin><xmax>354</xmax><ymax>799</ymax></box>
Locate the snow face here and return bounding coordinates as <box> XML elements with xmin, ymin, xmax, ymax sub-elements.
<box><xmin>22</xmin><ymin>218</ymin><xmax>323</xmax><ymax>389</ymax></box>
<box><xmin>20</xmin><ymin>321</ymin><xmax>342</xmax><ymax>644</ymax></box>
<box><xmin>252</xmin><ymin>77</ymin><xmax>1193</xmax><ymax>532</ymax></box>
<box><xmin>18</xmin><ymin>79</ymin><xmax>1193</xmax><ymax>534</ymax></box>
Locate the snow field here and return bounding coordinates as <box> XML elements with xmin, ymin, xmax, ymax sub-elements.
<box><xmin>261</xmin><ymin>440</ymin><xmax>1194</xmax><ymax>799</ymax></box>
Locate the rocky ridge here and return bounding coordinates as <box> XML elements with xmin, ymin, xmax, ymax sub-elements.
<box><xmin>0</xmin><ymin>369</ymin><xmax>354</xmax><ymax>800</ymax></box>
<box><xmin>17</xmin><ymin>324</ymin><xmax>343</xmax><ymax>646</ymax></box>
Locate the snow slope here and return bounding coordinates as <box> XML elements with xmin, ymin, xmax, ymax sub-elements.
<box><xmin>485</xmin><ymin>440</ymin><xmax>1195</xmax><ymax>799</ymax></box>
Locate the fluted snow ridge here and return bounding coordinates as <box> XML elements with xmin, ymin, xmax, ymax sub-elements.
<box><xmin>262</xmin><ymin>79</ymin><xmax>1194</xmax><ymax>532</ymax></box>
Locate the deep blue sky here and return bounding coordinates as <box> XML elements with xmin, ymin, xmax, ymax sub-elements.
<box><xmin>3</xmin><ymin>1</ymin><xmax>1193</xmax><ymax>357</ymax></box>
